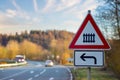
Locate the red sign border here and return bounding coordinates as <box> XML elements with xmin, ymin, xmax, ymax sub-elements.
<box><xmin>69</xmin><ymin>13</ymin><xmax>110</xmax><ymax>50</ymax></box>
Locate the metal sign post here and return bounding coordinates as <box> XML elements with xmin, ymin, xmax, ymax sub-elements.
<box><xmin>88</xmin><ymin>67</ymin><xmax>91</xmax><ymax>80</ymax></box>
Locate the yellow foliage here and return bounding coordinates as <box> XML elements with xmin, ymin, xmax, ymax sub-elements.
<box><xmin>0</xmin><ymin>46</ymin><xmax>7</xmax><ymax>59</ymax></box>
<box><xmin>20</xmin><ymin>40</ymin><xmax>42</xmax><ymax>59</ymax></box>
<box><xmin>61</xmin><ymin>53</ymin><xmax>70</xmax><ymax>65</ymax></box>
<box><xmin>6</xmin><ymin>40</ymin><xmax>19</xmax><ymax>60</ymax></box>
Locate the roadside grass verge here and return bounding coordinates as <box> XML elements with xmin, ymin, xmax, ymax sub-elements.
<box><xmin>0</xmin><ymin>59</ymin><xmax>16</xmax><ymax>64</ymax></box>
<box><xmin>71</xmin><ymin>68</ymin><xmax>119</xmax><ymax>80</ymax></box>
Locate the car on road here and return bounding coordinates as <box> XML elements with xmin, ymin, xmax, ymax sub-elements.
<box><xmin>15</xmin><ymin>55</ymin><xmax>25</xmax><ymax>63</ymax></box>
<box><xmin>45</xmin><ymin>60</ymin><xmax>54</xmax><ymax>67</ymax></box>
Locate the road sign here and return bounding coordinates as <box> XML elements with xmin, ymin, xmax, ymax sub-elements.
<box><xmin>74</xmin><ymin>50</ymin><xmax>104</xmax><ymax>67</ymax></box>
<box><xmin>69</xmin><ymin>11</ymin><xmax>110</xmax><ymax>50</ymax></box>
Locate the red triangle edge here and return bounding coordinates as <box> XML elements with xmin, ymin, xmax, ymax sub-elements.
<box><xmin>69</xmin><ymin>13</ymin><xmax>111</xmax><ymax>50</ymax></box>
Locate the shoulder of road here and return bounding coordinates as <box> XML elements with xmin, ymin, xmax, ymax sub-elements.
<box><xmin>0</xmin><ymin>61</ymin><xmax>27</xmax><ymax>68</ymax></box>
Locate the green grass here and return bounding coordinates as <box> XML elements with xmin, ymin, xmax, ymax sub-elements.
<box><xmin>71</xmin><ymin>68</ymin><xmax>118</xmax><ymax>80</ymax></box>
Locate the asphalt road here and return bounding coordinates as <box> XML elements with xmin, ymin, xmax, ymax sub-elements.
<box><xmin>0</xmin><ymin>61</ymin><xmax>72</xmax><ymax>80</ymax></box>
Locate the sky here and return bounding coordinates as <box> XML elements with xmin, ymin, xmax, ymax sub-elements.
<box><xmin>0</xmin><ymin>0</ymin><xmax>100</xmax><ymax>34</ymax></box>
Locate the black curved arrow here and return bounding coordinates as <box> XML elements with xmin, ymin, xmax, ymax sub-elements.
<box><xmin>80</xmin><ymin>53</ymin><xmax>97</xmax><ymax>64</ymax></box>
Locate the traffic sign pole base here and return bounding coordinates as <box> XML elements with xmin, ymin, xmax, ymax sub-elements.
<box><xmin>88</xmin><ymin>67</ymin><xmax>91</xmax><ymax>80</ymax></box>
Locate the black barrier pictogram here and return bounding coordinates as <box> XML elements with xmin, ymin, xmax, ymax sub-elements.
<box><xmin>83</xmin><ymin>33</ymin><xmax>95</xmax><ymax>43</ymax></box>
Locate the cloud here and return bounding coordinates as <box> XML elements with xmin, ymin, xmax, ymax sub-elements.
<box><xmin>63</xmin><ymin>0</ymin><xmax>99</xmax><ymax>20</ymax></box>
<box><xmin>42</xmin><ymin>0</ymin><xmax>56</xmax><ymax>13</ymax></box>
<box><xmin>42</xmin><ymin>0</ymin><xmax>81</xmax><ymax>13</ymax></box>
<box><xmin>42</xmin><ymin>0</ymin><xmax>98</xmax><ymax>14</ymax></box>
<box><xmin>0</xmin><ymin>12</ymin><xmax>20</xmax><ymax>34</ymax></box>
<box><xmin>0</xmin><ymin>11</ymin><xmax>31</xmax><ymax>34</ymax></box>
<box><xmin>64</xmin><ymin>20</ymin><xmax>80</xmax><ymax>28</ymax></box>
<box><xmin>0</xmin><ymin>0</ymin><xmax>100</xmax><ymax>34</ymax></box>
<box><xmin>33</xmin><ymin>0</ymin><xmax>39</xmax><ymax>12</ymax></box>
<box><xmin>0</xmin><ymin>10</ymin><xmax>41</xmax><ymax>34</ymax></box>
<box><xmin>56</xmin><ymin>0</ymin><xmax>80</xmax><ymax>11</ymax></box>
<box><xmin>0</xmin><ymin>11</ymin><xmax>20</xmax><ymax>26</ymax></box>
<box><xmin>11</xmin><ymin>0</ymin><xmax>21</xmax><ymax>11</ymax></box>
<box><xmin>6</xmin><ymin>9</ymin><xmax>17</xmax><ymax>18</ymax></box>
<box><xmin>11</xmin><ymin>0</ymin><xmax>30</xmax><ymax>20</ymax></box>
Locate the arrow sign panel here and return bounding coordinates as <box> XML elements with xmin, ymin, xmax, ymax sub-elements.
<box><xmin>74</xmin><ymin>50</ymin><xmax>104</xmax><ymax>67</ymax></box>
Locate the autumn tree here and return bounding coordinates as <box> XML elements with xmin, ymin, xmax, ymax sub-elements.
<box><xmin>6</xmin><ymin>40</ymin><xmax>19</xmax><ymax>60</ymax></box>
<box><xmin>49</xmin><ymin>37</ymin><xmax>73</xmax><ymax>64</ymax></box>
<box><xmin>19</xmin><ymin>40</ymin><xmax>43</xmax><ymax>60</ymax></box>
<box><xmin>61</xmin><ymin>53</ymin><xmax>70</xmax><ymax>65</ymax></box>
<box><xmin>96</xmin><ymin>0</ymin><xmax>120</xmax><ymax>77</ymax></box>
<box><xmin>96</xmin><ymin>0</ymin><xmax>120</xmax><ymax>39</ymax></box>
<box><xmin>0</xmin><ymin>46</ymin><xmax>7</xmax><ymax>59</ymax></box>
<box><xmin>50</xmin><ymin>39</ymin><xmax>59</xmax><ymax>60</ymax></box>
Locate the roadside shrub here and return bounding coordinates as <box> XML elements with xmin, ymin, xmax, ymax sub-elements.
<box><xmin>106</xmin><ymin>40</ymin><xmax>120</xmax><ymax>78</ymax></box>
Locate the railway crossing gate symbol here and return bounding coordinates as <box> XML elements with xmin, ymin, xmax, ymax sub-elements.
<box><xmin>69</xmin><ymin>12</ymin><xmax>110</xmax><ymax>50</ymax></box>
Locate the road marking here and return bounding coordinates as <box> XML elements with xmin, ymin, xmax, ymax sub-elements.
<box><xmin>0</xmin><ymin>70</ymin><xmax>28</xmax><ymax>80</ymax></box>
<box><xmin>34</xmin><ymin>74</ymin><xmax>39</xmax><ymax>77</ymax></box>
<box><xmin>40</xmin><ymin>69</ymin><xmax>46</xmax><ymax>75</ymax></box>
<box><xmin>55</xmin><ymin>70</ymin><xmax>58</xmax><ymax>72</ymax></box>
<box><xmin>9</xmin><ymin>79</ymin><xmax>14</xmax><ymax>80</ymax></box>
<box><xmin>36</xmin><ymin>64</ymin><xmax>42</xmax><ymax>67</ymax></box>
<box><xmin>49</xmin><ymin>77</ymin><xmax>54</xmax><ymax>80</ymax></box>
<box><xmin>66</xmin><ymin>68</ymin><xmax>73</xmax><ymax>80</ymax></box>
<box><xmin>28</xmin><ymin>78</ymin><xmax>32</xmax><ymax>80</ymax></box>
<box><xmin>30</xmin><ymin>71</ymin><xmax>34</xmax><ymax>74</ymax></box>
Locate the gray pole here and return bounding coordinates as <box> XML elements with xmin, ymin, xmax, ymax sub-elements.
<box><xmin>88</xmin><ymin>10</ymin><xmax>91</xmax><ymax>14</ymax></box>
<box><xmin>88</xmin><ymin>67</ymin><xmax>91</xmax><ymax>80</ymax></box>
<box><xmin>88</xmin><ymin>10</ymin><xmax>91</xmax><ymax>80</ymax></box>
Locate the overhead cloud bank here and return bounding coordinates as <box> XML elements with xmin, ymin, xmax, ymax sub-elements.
<box><xmin>0</xmin><ymin>0</ymin><xmax>99</xmax><ymax>34</ymax></box>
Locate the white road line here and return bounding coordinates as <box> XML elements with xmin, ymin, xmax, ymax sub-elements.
<box><xmin>35</xmin><ymin>64</ymin><xmax>42</xmax><ymax>67</ymax></box>
<box><xmin>0</xmin><ymin>70</ymin><xmax>28</xmax><ymax>80</ymax></box>
<box><xmin>34</xmin><ymin>74</ymin><xmax>39</xmax><ymax>77</ymax></box>
<box><xmin>49</xmin><ymin>77</ymin><xmax>54</xmax><ymax>80</ymax></box>
<box><xmin>55</xmin><ymin>70</ymin><xmax>58</xmax><ymax>72</ymax></box>
<box><xmin>28</xmin><ymin>77</ymin><xmax>32</xmax><ymax>80</ymax></box>
<box><xmin>9</xmin><ymin>79</ymin><xmax>14</xmax><ymax>80</ymax></box>
<box><xmin>66</xmin><ymin>68</ymin><xmax>73</xmax><ymax>80</ymax></box>
<box><xmin>30</xmin><ymin>71</ymin><xmax>34</xmax><ymax>74</ymax></box>
<box><xmin>40</xmin><ymin>69</ymin><xmax>46</xmax><ymax>75</ymax></box>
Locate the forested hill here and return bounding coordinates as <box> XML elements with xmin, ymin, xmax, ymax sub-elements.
<box><xmin>0</xmin><ymin>30</ymin><xmax>74</xmax><ymax>63</ymax></box>
<box><xmin>0</xmin><ymin>30</ymin><xmax>74</xmax><ymax>49</ymax></box>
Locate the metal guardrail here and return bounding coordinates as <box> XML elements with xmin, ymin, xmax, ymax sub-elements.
<box><xmin>0</xmin><ymin>61</ymin><xmax>27</xmax><ymax>67</ymax></box>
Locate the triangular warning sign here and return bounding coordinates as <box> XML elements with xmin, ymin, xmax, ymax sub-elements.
<box><xmin>69</xmin><ymin>12</ymin><xmax>110</xmax><ymax>50</ymax></box>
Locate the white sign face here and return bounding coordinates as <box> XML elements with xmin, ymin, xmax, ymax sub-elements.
<box><xmin>74</xmin><ymin>51</ymin><xmax>104</xmax><ymax>67</ymax></box>
<box><xmin>75</xmin><ymin>21</ymin><xmax>103</xmax><ymax>45</ymax></box>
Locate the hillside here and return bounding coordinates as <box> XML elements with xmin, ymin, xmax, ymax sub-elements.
<box><xmin>0</xmin><ymin>30</ymin><xmax>74</xmax><ymax>48</ymax></box>
<box><xmin>0</xmin><ymin>30</ymin><xmax>74</xmax><ymax>64</ymax></box>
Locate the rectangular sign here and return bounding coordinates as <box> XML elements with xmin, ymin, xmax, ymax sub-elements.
<box><xmin>74</xmin><ymin>50</ymin><xmax>104</xmax><ymax>67</ymax></box>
